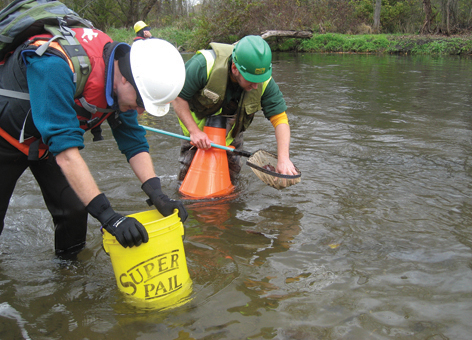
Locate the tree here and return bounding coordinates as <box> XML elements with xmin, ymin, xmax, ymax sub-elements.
<box><xmin>114</xmin><ymin>0</ymin><xmax>159</xmax><ymax>27</ymax></box>
<box><xmin>439</xmin><ymin>0</ymin><xmax>460</xmax><ymax>34</ymax></box>
<box><xmin>64</xmin><ymin>0</ymin><xmax>190</xmax><ymax>30</ymax></box>
<box><xmin>373</xmin><ymin>0</ymin><xmax>382</xmax><ymax>33</ymax></box>
<box><xmin>421</xmin><ymin>0</ymin><xmax>434</xmax><ymax>33</ymax></box>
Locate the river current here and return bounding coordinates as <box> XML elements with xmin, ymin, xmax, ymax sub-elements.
<box><xmin>1</xmin><ymin>53</ymin><xmax>472</xmax><ymax>339</ymax></box>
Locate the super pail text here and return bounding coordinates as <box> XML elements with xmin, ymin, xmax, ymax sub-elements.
<box><xmin>119</xmin><ymin>249</ymin><xmax>182</xmax><ymax>299</ymax></box>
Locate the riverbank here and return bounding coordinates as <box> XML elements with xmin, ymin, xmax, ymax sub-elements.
<box><xmin>107</xmin><ymin>27</ymin><xmax>472</xmax><ymax>55</ymax></box>
<box><xmin>285</xmin><ymin>33</ymin><xmax>472</xmax><ymax>55</ymax></box>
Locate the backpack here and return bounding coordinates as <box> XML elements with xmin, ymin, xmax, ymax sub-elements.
<box><xmin>0</xmin><ymin>0</ymin><xmax>94</xmax><ymax>98</ymax></box>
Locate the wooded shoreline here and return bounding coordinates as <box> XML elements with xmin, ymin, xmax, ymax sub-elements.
<box><xmin>107</xmin><ymin>28</ymin><xmax>472</xmax><ymax>56</ymax></box>
<box><xmin>262</xmin><ymin>31</ymin><xmax>472</xmax><ymax>55</ymax></box>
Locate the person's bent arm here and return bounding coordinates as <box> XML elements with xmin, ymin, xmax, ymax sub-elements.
<box><xmin>111</xmin><ymin>109</ymin><xmax>187</xmax><ymax>222</ymax></box>
<box><xmin>274</xmin><ymin>123</ymin><xmax>298</xmax><ymax>176</ymax></box>
<box><xmin>56</xmin><ymin>147</ymin><xmax>148</xmax><ymax>248</ymax></box>
<box><xmin>26</xmin><ymin>55</ymin><xmax>148</xmax><ymax>248</ymax></box>
<box><xmin>172</xmin><ymin>97</ymin><xmax>212</xmax><ymax>149</ymax></box>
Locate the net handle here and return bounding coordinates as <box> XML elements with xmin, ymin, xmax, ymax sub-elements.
<box><xmin>140</xmin><ymin>125</ymin><xmax>252</xmax><ymax>157</ymax></box>
<box><xmin>141</xmin><ymin>125</ymin><xmax>301</xmax><ymax>187</ymax></box>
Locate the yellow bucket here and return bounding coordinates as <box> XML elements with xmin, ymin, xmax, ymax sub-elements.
<box><xmin>102</xmin><ymin>209</ymin><xmax>192</xmax><ymax>309</ymax></box>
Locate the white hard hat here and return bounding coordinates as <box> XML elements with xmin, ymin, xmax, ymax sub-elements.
<box><xmin>130</xmin><ymin>39</ymin><xmax>185</xmax><ymax>116</ymax></box>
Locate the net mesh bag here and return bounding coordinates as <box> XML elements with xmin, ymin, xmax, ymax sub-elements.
<box><xmin>246</xmin><ymin>150</ymin><xmax>301</xmax><ymax>190</ymax></box>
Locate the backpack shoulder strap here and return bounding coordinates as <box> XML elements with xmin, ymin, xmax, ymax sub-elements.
<box><xmin>38</xmin><ymin>23</ymin><xmax>91</xmax><ymax>97</ymax></box>
<box><xmin>0</xmin><ymin>88</ymin><xmax>30</xmax><ymax>100</ymax></box>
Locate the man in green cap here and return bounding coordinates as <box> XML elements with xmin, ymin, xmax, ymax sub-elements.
<box><xmin>172</xmin><ymin>35</ymin><xmax>298</xmax><ymax>183</ymax></box>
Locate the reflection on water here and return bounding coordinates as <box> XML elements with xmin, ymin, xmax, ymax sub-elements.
<box><xmin>1</xmin><ymin>54</ymin><xmax>472</xmax><ymax>339</ymax></box>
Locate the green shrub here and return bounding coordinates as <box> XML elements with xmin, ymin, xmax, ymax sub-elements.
<box><xmin>106</xmin><ymin>27</ymin><xmax>472</xmax><ymax>55</ymax></box>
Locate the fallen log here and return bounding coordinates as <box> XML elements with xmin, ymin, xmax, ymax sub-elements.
<box><xmin>261</xmin><ymin>30</ymin><xmax>313</xmax><ymax>39</ymax></box>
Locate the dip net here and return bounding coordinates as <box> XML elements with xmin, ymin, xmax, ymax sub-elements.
<box><xmin>246</xmin><ymin>150</ymin><xmax>301</xmax><ymax>189</ymax></box>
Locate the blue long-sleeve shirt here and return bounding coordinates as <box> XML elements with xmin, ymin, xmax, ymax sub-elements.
<box><xmin>25</xmin><ymin>54</ymin><xmax>149</xmax><ymax>161</ymax></box>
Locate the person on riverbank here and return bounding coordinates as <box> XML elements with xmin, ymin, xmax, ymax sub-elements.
<box><xmin>0</xmin><ymin>32</ymin><xmax>187</xmax><ymax>257</ymax></box>
<box><xmin>172</xmin><ymin>35</ymin><xmax>298</xmax><ymax>183</ymax></box>
<box><xmin>134</xmin><ymin>21</ymin><xmax>152</xmax><ymax>41</ymax></box>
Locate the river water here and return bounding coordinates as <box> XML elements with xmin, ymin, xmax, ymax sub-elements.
<box><xmin>1</xmin><ymin>53</ymin><xmax>472</xmax><ymax>340</ymax></box>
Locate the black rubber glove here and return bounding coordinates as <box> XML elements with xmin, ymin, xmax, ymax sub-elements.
<box><xmin>142</xmin><ymin>177</ymin><xmax>188</xmax><ymax>222</ymax></box>
<box><xmin>86</xmin><ymin>193</ymin><xmax>149</xmax><ymax>248</ymax></box>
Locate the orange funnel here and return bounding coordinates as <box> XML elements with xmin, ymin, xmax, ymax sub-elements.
<box><xmin>179</xmin><ymin>117</ymin><xmax>234</xmax><ymax>199</ymax></box>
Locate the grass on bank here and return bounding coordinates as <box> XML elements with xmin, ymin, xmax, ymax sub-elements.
<box><xmin>107</xmin><ymin>27</ymin><xmax>472</xmax><ymax>55</ymax></box>
<box><xmin>274</xmin><ymin>33</ymin><xmax>472</xmax><ymax>55</ymax></box>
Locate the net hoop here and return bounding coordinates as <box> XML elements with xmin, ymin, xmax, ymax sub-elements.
<box><xmin>246</xmin><ymin>150</ymin><xmax>301</xmax><ymax>189</ymax></box>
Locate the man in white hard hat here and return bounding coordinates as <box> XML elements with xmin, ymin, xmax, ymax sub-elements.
<box><xmin>0</xmin><ymin>28</ymin><xmax>187</xmax><ymax>257</ymax></box>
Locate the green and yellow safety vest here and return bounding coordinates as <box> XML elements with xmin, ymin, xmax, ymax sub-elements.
<box><xmin>181</xmin><ymin>42</ymin><xmax>270</xmax><ymax>146</ymax></box>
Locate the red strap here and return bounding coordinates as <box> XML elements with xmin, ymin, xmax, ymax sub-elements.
<box><xmin>0</xmin><ymin>126</ymin><xmax>48</xmax><ymax>159</ymax></box>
